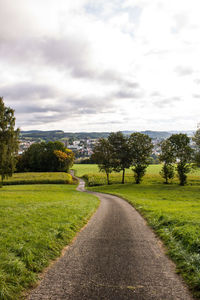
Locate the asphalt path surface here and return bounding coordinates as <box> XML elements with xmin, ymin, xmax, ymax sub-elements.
<box><xmin>28</xmin><ymin>178</ymin><xmax>193</xmax><ymax>300</ymax></box>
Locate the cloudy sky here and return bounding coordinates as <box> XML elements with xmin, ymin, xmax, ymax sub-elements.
<box><xmin>0</xmin><ymin>0</ymin><xmax>200</xmax><ymax>132</ymax></box>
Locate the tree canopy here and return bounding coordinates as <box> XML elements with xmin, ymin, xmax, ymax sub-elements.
<box><xmin>108</xmin><ymin>132</ymin><xmax>131</xmax><ymax>184</ymax></box>
<box><xmin>168</xmin><ymin>133</ymin><xmax>193</xmax><ymax>186</ymax></box>
<box><xmin>0</xmin><ymin>97</ymin><xmax>19</xmax><ymax>186</ymax></box>
<box><xmin>159</xmin><ymin>139</ymin><xmax>175</xmax><ymax>184</ymax></box>
<box><xmin>128</xmin><ymin>132</ymin><xmax>153</xmax><ymax>184</ymax></box>
<box><xmin>91</xmin><ymin>138</ymin><xmax>113</xmax><ymax>184</ymax></box>
<box><xmin>193</xmin><ymin>128</ymin><xmax>200</xmax><ymax>167</ymax></box>
<box><xmin>16</xmin><ymin>141</ymin><xmax>74</xmax><ymax>173</ymax></box>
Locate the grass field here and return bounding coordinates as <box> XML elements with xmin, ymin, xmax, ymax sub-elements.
<box><xmin>3</xmin><ymin>172</ymin><xmax>73</xmax><ymax>185</ymax></box>
<box><xmin>0</xmin><ymin>184</ymin><xmax>99</xmax><ymax>299</ymax></box>
<box><xmin>88</xmin><ymin>180</ymin><xmax>200</xmax><ymax>297</ymax></box>
<box><xmin>72</xmin><ymin>164</ymin><xmax>200</xmax><ymax>186</ymax></box>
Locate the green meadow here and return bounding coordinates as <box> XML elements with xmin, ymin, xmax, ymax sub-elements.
<box><xmin>73</xmin><ymin>163</ymin><xmax>200</xmax><ymax>185</ymax></box>
<box><xmin>77</xmin><ymin>164</ymin><xmax>200</xmax><ymax>297</ymax></box>
<box><xmin>3</xmin><ymin>172</ymin><xmax>73</xmax><ymax>185</ymax></box>
<box><xmin>0</xmin><ymin>184</ymin><xmax>99</xmax><ymax>299</ymax></box>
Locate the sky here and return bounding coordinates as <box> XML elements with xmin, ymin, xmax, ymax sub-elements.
<box><xmin>0</xmin><ymin>0</ymin><xmax>200</xmax><ymax>132</ymax></box>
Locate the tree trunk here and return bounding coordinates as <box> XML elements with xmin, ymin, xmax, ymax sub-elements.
<box><xmin>106</xmin><ymin>172</ymin><xmax>110</xmax><ymax>185</ymax></box>
<box><xmin>0</xmin><ymin>176</ymin><xmax>3</xmax><ymax>188</ymax></box>
<box><xmin>122</xmin><ymin>169</ymin><xmax>125</xmax><ymax>184</ymax></box>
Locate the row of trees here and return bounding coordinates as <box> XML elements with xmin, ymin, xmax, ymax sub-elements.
<box><xmin>92</xmin><ymin>131</ymin><xmax>200</xmax><ymax>186</ymax></box>
<box><xmin>92</xmin><ymin>132</ymin><xmax>153</xmax><ymax>185</ymax></box>
<box><xmin>16</xmin><ymin>141</ymin><xmax>75</xmax><ymax>173</ymax></box>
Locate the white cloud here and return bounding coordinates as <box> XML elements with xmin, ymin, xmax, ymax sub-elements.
<box><xmin>0</xmin><ymin>0</ymin><xmax>200</xmax><ymax>131</ymax></box>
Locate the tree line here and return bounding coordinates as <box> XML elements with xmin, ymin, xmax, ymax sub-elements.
<box><xmin>92</xmin><ymin>131</ymin><xmax>200</xmax><ymax>186</ymax></box>
<box><xmin>16</xmin><ymin>141</ymin><xmax>74</xmax><ymax>173</ymax></box>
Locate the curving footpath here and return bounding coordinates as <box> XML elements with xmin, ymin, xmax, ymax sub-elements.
<box><xmin>28</xmin><ymin>178</ymin><xmax>194</xmax><ymax>300</ymax></box>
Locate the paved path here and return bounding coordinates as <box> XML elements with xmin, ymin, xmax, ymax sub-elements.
<box><xmin>28</xmin><ymin>178</ymin><xmax>193</xmax><ymax>300</ymax></box>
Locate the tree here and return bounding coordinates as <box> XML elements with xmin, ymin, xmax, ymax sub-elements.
<box><xmin>193</xmin><ymin>128</ymin><xmax>200</xmax><ymax>167</ymax></box>
<box><xmin>108</xmin><ymin>132</ymin><xmax>131</xmax><ymax>184</ymax></box>
<box><xmin>159</xmin><ymin>139</ymin><xmax>175</xmax><ymax>184</ymax></box>
<box><xmin>16</xmin><ymin>142</ymin><xmax>45</xmax><ymax>172</ymax></box>
<box><xmin>0</xmin><ymin>97</ymin><xmax>19</xmax><ymax>186</ymax></box>
<box><xmin>16</xmin><ymin>141</ymin><xmax>74</xmax><ymax>173</ymax></box>
<box><xmin>168</xmin><ymin>134</ymin><xmax>193</xmax><ymax>186</ymax></box>
<box><xmin>91</xmin><ymin>138</ymin><xmax>113</xmax><ymax>184</ymax></box>
<box><xmin>128</xmin><ymin>133</ymin><xmax>153</xmax><ymax>184</ymax></box>
<box><xmin>54</xmin><ymin>149</ymin><xmax>74</xmax><ymax>172</ymax></box>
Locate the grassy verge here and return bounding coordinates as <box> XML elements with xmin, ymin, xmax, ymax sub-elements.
<box><xmin>0</xmin><ymin>184</ymin><xmax>99</xmax><ymax>299</ymax></box>
<box><xmin>3</xmin><ymin>172</ymin><xmax>73</xmax><ymax>185</ymax></box>
<box><xmin>89</xmin><ymin>182</ymin><xmax>200</xmax><ymax>298</ymax></box>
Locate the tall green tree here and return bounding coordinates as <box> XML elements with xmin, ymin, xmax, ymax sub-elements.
<box><xmin>108</xmin><ymin>132</ymin><xmax>131</xmax><ymax>184</ymax></box>
<box><xmin>159</xmin><ymin>139</ymin><xmax>175</xmax><ymax>184</ymax></box>
<box><xmin>192</xmin><ymin>128</ymin><xmax>200</xmax><ymax>167</ymax></box>
<box><xmin>169</xmin><ymin>134</ymin><xmax>193</xmax><ymax>186</ymax></box>
<box><xmin>0</xmin><ymin>97</ymin><xmax>19</xmax><ymax>186</ymax></box>
<box><xmin>91</xmin><ymin>138</ymin><xmax>113</xmax><ymax>185</ymax></box>
<box><xmin>128</xmin><ymin>133</ymin><xmax>153</xmax><ymax>184</ymax></box>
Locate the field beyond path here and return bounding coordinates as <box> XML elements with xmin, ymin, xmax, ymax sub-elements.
<box><xmin>29</xmin><ymin>179</ymin><xmax>193</xmax><ymax>300</ymax></box>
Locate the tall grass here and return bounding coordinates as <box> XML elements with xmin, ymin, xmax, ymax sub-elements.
<box><xmin>3</xmin><ymin>172</ymin><xmax>73</xmax><ymax>185</ymax></box>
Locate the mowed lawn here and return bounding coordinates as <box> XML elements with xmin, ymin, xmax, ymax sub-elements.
<box><xmin>0</xmin><ymin>184</ymin><xmax>99</xmax><ymax>300</ymax></box>
<box><xmin>89</xmin><ymin>182</ymin><xmax>200</xmax><ymax>298</ymax></box>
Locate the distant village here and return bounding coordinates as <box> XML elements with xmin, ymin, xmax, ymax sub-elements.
<box><xmin>19</xmin><ymin>129</ymin><xmax>196</xmax><ymax>164</ymax></box>
<box><xmin>18</xmin><ymin>135</ymin><xmax>188</xmax><ymax>164</ymax></box>
<box><xmin>19</xmin><ymin>137</ymin><xmax>100</xmax><ymax>160</ymax></box>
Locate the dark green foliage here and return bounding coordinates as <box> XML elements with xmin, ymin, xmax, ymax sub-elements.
<box><xmin>16</xmin><ymin>141</ymin><xmax>74</xmax><ymax>173</ymax></box>
<box><xmin>160</xmin><ymin>164</ymin><xmax>175</xmax><ymax>184</ymax></box>
<box><xmin>128</xmin><ymin>132</ymin><xmax>153</xmax><ymax>184</ymax></box>
<box><xmin>169</xmin><ymin>134</ymin><xmax>193</xmax><ymax>186</ymax></box>
<box><xmin>91</xmin><ymin>138</ymin><xmax>113</xmax><ymax>184</ymax></box>
<box><xmin>108</xmin><ymin>132</ymin><xmax>131</xmax><ymax>184</ymax></box>
<box><xmin>0</xmin><ymin>97</ymin><xmax>19</xmax><ymax>186</ymax></box>
<box><xmin>133</xmin><ymin>164</ymin><xmax>147</xmax><ymax>184</ymax></box>
<box><xmin>193</xmin><ymin>129</ymin><xmax>200</xmax><ymax>167</ymax></box>
<box><xmin>159</xmin><ymin>139</ymin><xmax>175</xmax><ymax>183</ymax></box>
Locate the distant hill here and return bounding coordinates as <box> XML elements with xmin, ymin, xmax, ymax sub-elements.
<box><xmin>122</xmin><ymin>130</ymin><xmax>172</xmax><ymax>139</ymax></box>
<box><xmin>20</xmin><ymin>130</ymin><xmax>110</xmax><ymax>141</ymax></box>
<box><xmin>20</xmin><ymin>130</ymin><xmax>195</xmax><ymax>142</ymax></box>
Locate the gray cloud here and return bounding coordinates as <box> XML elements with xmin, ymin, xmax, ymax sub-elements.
<box><xmin>40</xmin><ymin>36</ymin><xmax>94</xmax><ymax>78</ymax></box>
<box><xmin>153</xmin><ymin>97</ymin><xmax>181</xmax><ymax>108</ymax></box>
<box><xmin>0</xmin><ymin>82</ymin><xmax>56</xmax><ymax>101</ymax></box>
<box><xmin>114</xmin><ymin>89</ymin><xmax>143</xmax><ymax>99</ymax></box>
<box><xmin>194</xmin><ymin>79</ymin><xmax>200</xmax><ymax>84</ymax></box>
<box><xmin>151</xmin><ymin>91</ymin><xmax>162</xmax><ymax>97</ymax></box>
<box><xmin>193</xmin><ymin>94</ymin><xmax>200</xmax><ymax>99</ymax></box>
<box><xmin>2</xmin><ymin>80</ymin><xmax>118</xmax><ymax>126</ymax></box>
<box><xmin>175</xmin><ymin>66</ymin><xmax>194</xmax><ymax>76</ymax></box>
<box><xmin>0</xmin><ymin>34</ymin><xmax>139</xmax><ymax>90</ymax></box>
